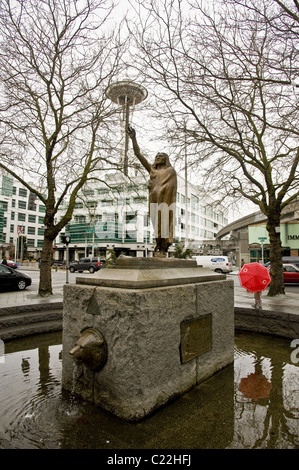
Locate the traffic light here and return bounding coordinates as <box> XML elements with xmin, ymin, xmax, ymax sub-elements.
<box><xmin>62</xmin><ymin>235</ymin><xmax>71</xmax><ymax>245</ymax></box>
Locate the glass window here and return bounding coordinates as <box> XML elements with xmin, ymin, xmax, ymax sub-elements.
<box><xmin>284</xmin><ymin>265</ymin><xmax>297</xmax><ymax>272</ymax></box>
<box><xmin>74</xmin><ymin>215</ymin><xmax>86</xmax><ymax>224</ymax></box>
<box><xmin>18</xmin><ymin>213</ymin><xmax>26</xmax><ymax>222</ymax></box>
<box><xmin>86</xmin><ymin>201</ymin><xmax>97</xmax><ymax>209</ymax></box>
<box><xmin>18</xmin><ymin>200</ymin><xmax>26</xmax><ymax>209</ymax></box>
<box><xmin>19</xmin><ymin>188</ymin><xmax>27</xmax><ymax>197</ymax></box>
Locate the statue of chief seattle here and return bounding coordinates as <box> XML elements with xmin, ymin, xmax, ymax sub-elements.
<box><xmin>127</xmin><ymin>125</ymin><xmax>177</xmax><ymax>255</ymax></box>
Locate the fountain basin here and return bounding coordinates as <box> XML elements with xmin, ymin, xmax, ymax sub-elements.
<box><xmin>62</xmin><ymin>259</ymin><xmax>234</xmax><ymax>421</ymax></box>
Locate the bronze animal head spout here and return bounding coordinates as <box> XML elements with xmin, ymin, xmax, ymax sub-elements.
<box><xmin>70</xmin><ymin>328</ymin><xmax>107</xmax><ymax>371</ymax></box>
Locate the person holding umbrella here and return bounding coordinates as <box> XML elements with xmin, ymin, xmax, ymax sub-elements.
<box><xmin>238</xmin><ymin>262</ymin><xmax>272</xmax><ymax>310</ymax></box>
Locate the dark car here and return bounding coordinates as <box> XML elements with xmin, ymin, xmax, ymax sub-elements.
<box><xmin>0</xmin><ymin>264</ymin><xmax>32</xmax><ymax>291</ymax></box>
<box><xmin>69</xmin><ymin>257</ymin><xmax>104</xmax><ymax>274</ymax></box>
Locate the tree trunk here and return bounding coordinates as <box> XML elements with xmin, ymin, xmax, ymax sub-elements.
<box><xmin>39</xmin><ymin>233</ymin><xmax>54</xmax><ymax>296</ymax></box>
<box><xmin>267</xmin><ymin>209</ymin><xmax>285</xmax><ymax>297</ymax></box>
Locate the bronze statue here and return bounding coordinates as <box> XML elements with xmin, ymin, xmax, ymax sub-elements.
<box><xmin>127</xmin><ymin>125</ymin><xmax>177</xmax><ymax>255</ymax></box>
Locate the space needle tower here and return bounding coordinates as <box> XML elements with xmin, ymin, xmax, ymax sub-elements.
<box><xmin>106</xmin><ymin>80</ymin><xmax>148</xmax><ymax>176</ymax></box>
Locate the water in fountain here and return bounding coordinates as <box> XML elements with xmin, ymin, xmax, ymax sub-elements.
<box><xmin>0</xmin><ymin>331</ymin><xmax>298</xmax><ymax>449</ymax></box>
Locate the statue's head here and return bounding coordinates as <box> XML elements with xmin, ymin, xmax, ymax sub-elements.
<box><xmin>154</xmin><ymin>152</ymin><xmax>171</xmax><ymax>168</ymax></box>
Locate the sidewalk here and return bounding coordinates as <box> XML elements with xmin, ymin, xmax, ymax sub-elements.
<box><xmin>0</xmin><ymin>283</ymin><xmax>64</xmax><ymax>308</ymax></box>
<box><xmin>230</xmin><ymin>268</ymin><xmax>299</xmax><ymax>314</ymax></box>
<box><xmin>2</xmin><ymin>269</ymin><xmax>297</xmax><ymax>309</ymax></box>
<box><xmin>0</xmin><ymin>270</ymin><xmax>298</xmax><ymax>339</ymax></box>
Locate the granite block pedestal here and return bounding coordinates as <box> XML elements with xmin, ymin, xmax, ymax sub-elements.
<box><xmin>61</xmin><ymin>257</ymin><xmax>234</xmax><ymax>421</ymax></box>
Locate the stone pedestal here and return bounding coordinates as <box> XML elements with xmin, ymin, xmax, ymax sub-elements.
<box><xmin>62</xmin><ymin>257</ymin><xmax>234</xmax><ymax>421</ymax></box>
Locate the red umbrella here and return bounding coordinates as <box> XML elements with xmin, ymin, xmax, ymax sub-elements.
<box><xmin>238</xmin><ymin>262</ymin><xmax>271</xmax><ymax>293</ymax></box>
<box><xmin>238</xmin><ymin>373</ymin><xmax>272</xmax><ymax>401</ymax></box>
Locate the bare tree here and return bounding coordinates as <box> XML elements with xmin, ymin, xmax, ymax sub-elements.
<box><xmin>128</xmin><ymin>0</ymin><xmax>299</xmax><ymax>296</ymax></box>
<box><xmin>0</xmin><ymin>0</ymin><xmax>125</xmax><ymax>296</ymax></box>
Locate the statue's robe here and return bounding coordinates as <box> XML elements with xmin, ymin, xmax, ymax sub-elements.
<box><xmin>147</xmin><ymin>162</ymin><xmax>177</xmax><ymax>248</ymax></box>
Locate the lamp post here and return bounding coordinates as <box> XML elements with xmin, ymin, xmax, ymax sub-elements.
<box><xmin>258</xmin><ymin>237</ymin><xmax>267</xmax><ymax>264</ymax></box>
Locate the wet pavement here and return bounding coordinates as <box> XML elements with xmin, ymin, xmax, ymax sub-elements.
<box><xmin>0</xmin><ymin>268</ymin><xmax>298</xmax><ymax>317</ymax></box>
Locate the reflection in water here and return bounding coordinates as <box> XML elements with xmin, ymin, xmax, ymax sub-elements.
<box><xmin>0</xmin><ymin>331</ymin><xmax>298</xmax><ymax>449</ymax></box>
<box><xmin>233</xmin><ymin>333</ymin><xmax>299</xmax><ymax>449</ymax></box>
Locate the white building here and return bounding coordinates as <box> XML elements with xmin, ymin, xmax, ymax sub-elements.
<box><xmin>0</xmin><ymin>168</ymin><xmax>228</xmax><ymax>262</ymax></box>
<box><xmin>0</xmin><ymin>173</ymin><xmax>45</xmax><ymax>260</ymax></box>
<box><xmin>54</xmin><ymin>172</ymin><xmax>228</xmax><ymax>261</ymax></box>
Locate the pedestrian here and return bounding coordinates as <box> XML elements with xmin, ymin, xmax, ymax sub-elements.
<box><xmin>241</xmin><ymin>259</ymin><xmax>245</xmax><ymax>267</ymax></box>
<box><xmin>2</xmin><ymin>257</ymin><xmax>7</xmax><ymax>265</ymax></box>
<box><xmin>253</xmin><ymin>291</ymin><xmax>262</xmax><ymax>310</ymax></box>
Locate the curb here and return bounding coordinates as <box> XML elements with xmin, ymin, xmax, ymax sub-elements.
<box><xmin>0</xmin><ymin>301</ymin><xmax>298</xmax><ymax>342</ymax></box>
<box><xmin>0</xmin><ymin>302</ymin><xmax>63</xmax><ymax>341</ymax></box>
<box><xmin>235</xmin><ymin>306</ymin><xmax>299</xmax><ymax>339</ymax></box>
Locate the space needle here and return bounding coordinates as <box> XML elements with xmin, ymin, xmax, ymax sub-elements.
<box><xmin>106</xmin><ymin>80</ymin><xmax>148</xmax><ymax>176</ymax></box>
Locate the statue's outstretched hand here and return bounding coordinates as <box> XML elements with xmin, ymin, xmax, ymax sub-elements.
<box><xmin>127</xmin><ymin>125</ymin><xmax>136</xmax><ymax>139</ymax></box>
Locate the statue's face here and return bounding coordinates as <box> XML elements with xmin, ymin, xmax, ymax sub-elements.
<box><xmin>155</xmin><ymin>153</ymin><xmax>167</xmax><ymax>166</ymax></box>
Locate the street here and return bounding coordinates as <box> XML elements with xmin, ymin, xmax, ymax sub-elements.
<box><xmin>20</xmin><ymin>268</ymin><xmax>88</xmax><ymax>292</ymax></box>
<box><xmin>3</xmin><ymin>268</ymin><xmax>299</xmax><ymax>295</ymax></box>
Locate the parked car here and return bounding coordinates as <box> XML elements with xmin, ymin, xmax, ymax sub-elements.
<box><xmin>51</xmin><ymin>260</ymin><xmax>66</xmax><ymax>268</ymax></box>
<box><xmin>1</xmin><ymin>259</ymin><xmax>18</xmax><ymax>269</ymax></box>
<box><xmin>268</xmin><ymin>263</ymin><xmax>299</xmax><ymax>283</ymax></box>
<box><xmin>192</xmin><ymin>255</ymin><xmax>232</xmax><ymax>273</ymax></box>
<box><xmin>282</xmin><ymin>264</ymin><xmax>299</xmax><ymax>283</ymax></box>
<box><xmin>69</xmin><ymin>257</ymin><xmax>105</xmax><ymax>274</ymax></box>
<box><xmin>0</xmin><ymin>264</ymin><xmax>32</xmax><ymax>291</ymax></box>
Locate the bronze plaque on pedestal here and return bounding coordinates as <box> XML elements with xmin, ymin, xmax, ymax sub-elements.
<box><xmin>180</xmin><ymin>314</ymin><xmax>212</xmax><ymax>363</ymax></box>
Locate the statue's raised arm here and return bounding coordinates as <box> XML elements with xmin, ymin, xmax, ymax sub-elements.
<box><xmin>127</xmin><ymin>126</ymin><xmax>151</xmax><ymax>173</ymax></box>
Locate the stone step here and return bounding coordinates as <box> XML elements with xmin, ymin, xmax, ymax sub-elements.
<box><xmin>0</xmin><ymin>302</ymin><xmax>63</xmax><ymax>317</ymax></box>
<box><xmin>0</xmin><ymin>319</ymin><xmax>62</xmax><ymax>341</ymax></box>
<box><xmin>0</xmin><ymin>302</ymin><xmax>63</xmax><ymax>341</ymax></box>
<box><xmin>0</xmin><ymin>309</ymin><xmax>62</xmax><ymax>329</ymax></box>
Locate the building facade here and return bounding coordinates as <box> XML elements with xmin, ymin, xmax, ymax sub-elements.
<box><xmin>0</xmin><ymin>173</ymin><xmax>45</xmax><ymax>260</ymax></box>
<box><xmin>54</xmin><ymin>172</ymin><xmax>228</xmax><ymax>261</ymax></box>
<box><xmin>248</xmin><ymin>221</ymin><xmax>299</xmax><ymax>264</ymax></box>
<box><xmin>0</xmin><ymin>170</ymin><xmax>229</xmax><ymax>262</ymax></box>
<box><xmin>216</xmin><ymin>199</ymin><xmax>299</xmax><ymax>267</ymax></box>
